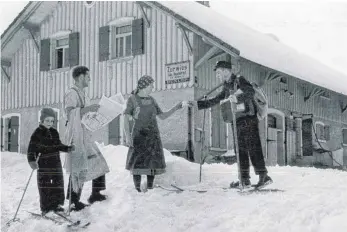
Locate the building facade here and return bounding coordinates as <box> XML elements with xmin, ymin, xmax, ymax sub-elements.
<box><xmin>1</xmin><ymin>1</ymin><xmax>347</xmax><ymax>168</ymax></box>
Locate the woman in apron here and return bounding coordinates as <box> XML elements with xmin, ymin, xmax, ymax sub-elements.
<box><xmin>123</xmin><ymin>75</ymin><xmax>183</xmax><ymax>192</ymax></box>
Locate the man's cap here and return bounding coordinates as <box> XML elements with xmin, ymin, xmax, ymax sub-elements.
<box><xmin>213</xmin><ymin>61</ymin><xmax>232</xmax><ymax>71</ymax></box>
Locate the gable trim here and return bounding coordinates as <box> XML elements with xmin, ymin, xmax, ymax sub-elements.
<box><xmin>144</xmin><ymin>1</ymin><xmax>240</xmax><ymax>58</ymax></box>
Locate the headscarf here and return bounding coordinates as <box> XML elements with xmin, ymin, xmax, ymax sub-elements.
<box><xmin>131</xmin><ymin>75</ymin><xmax>154</xmax><ymax>94</ymax></box>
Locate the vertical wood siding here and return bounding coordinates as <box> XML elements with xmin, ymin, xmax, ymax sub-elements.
<box><xmin>1</xmin><ymin>1</ymin><xmax>346</xmax><ymax>126</ymax></box>
<box><xmin>1</xmin><ymin>1</ymin><xmax>194</xmax><ymax>111</ymax></box>
<box><xmin>195</xmin><ymin>57</ymin><xmax>347</xmax><ymax>123</ymax></box>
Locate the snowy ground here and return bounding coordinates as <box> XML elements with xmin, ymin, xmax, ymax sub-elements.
<box><xmin>1</xmin><ymin>143</ymin><xmax>347</xmax><ymax>232</ymax></box>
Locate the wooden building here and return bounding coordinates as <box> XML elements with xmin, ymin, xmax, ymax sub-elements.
<box><xmin>1</xmin><ymin>1</ymin><xmax>347</xmax><ymax>168</ymax></box>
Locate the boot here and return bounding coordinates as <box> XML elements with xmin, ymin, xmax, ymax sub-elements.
<box><xmin>147</xmin><ymin>175</ymin><xmax>155</xmax><ymax>190</ymax></box>
<box><xmin>88</xmin><ymin>192</ymin><xmax>107</xmax><ymax>204</ymax></box>
<box><xmin>133</xmin><ymin>175</ymin><xmax>142</xmax><ymax>192</ymax></box>
<box><xmin>255</xmin><ymin>174</ymin><xmax>273</xmax><ymax>189</ymax></box>
<box><xmin>230</xmin><ymin>179</ymin><xmax>251</xmax><ymax>189</ymax></box>
<box><xmin>72</xmin><ymin>201</ymin><xmax>88</xmax><ymax>211</ymax></box>
<box><xmin>53</xmin><ymin>205</ymin><xmax>64</xmax><ymax>212</ymax></box>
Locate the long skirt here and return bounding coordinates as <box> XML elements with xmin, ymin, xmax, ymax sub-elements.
<box><xmin>126</xmin><ymin>126</ymin><xmax>166</xmax><ymax>176</ymax></box>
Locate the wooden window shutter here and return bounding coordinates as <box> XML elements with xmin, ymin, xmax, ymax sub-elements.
<box><xmin>343</xmin><ymin>129</ymin><xmax>347</xmax><ymax>144</ymax></box>
<box><xmin>4</xmin><ymin>118</ymin><xmax>10</xmax><ymax>151</ymax></box>
<box><xmin>132</xmin><ymin>18</ymin><xmax>144</xmax><ymax>55</ymax></box>
<box><xmin>1</xmin><ymin>118</ymin><xmax>3</xmax><ymax>151</ymax></box>
<box><xmin>10</xmin><ymin>116</ymin><xmax>19</xmax><ymax>152</ymax></box>
<box><xmin>302</xmin><ymin>119</ymin><xmax>313</xmax><ymax>156</ymax></box>
<box><xmin>324</xmin><ymin>125</ymin><xmax>330</xmax><ymax>141</ymax></box>
<box><xmin>40</xmin><ymin>39</ymin><xmax>51</xmax><ymax>71</ymax></box>
<box><xmin>53</xmin><ymin>110</ymin><xmax>59</xmax><ymax>130</ymax></box>
<box><xmin>99</xmin><ymin>25</ymin><xmax>110</xmax><ymax>61</ymax></box>
<box><xmin>69</xmin><ymin>32</ymin><xmax>80</xmax><ymax>67</ymax></box>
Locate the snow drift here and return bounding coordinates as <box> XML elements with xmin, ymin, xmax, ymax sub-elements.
<box><xmin>1</xmin><ymin>143</ymin><xmax>347</xmax><ymax>232</ymax></box>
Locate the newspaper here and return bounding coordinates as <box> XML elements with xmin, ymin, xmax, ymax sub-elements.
<box><xmin>81</xmin><ymin>93</ymin><xmax>126</xmax><ymax>132</ymax></box>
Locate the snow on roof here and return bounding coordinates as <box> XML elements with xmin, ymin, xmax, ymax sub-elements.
<box><xmin>157</xmin><ymin>1</ymin><xmax>347</xmax><ymax>96</ymax></box>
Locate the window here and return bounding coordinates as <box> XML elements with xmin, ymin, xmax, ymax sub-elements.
<box><xmin>315</xmin><ymin>122</ymin><xmax>330</xmax><ymax>142</ymax></box>
<box><xmin>51</xmin><ymin>37</ymin><xmax>69</xmax><ymax>69</ymax></box>
<box><xmin>40</xmin><ymin>31</ymin><xmax>79</xmax><ymax>72</ymax></box>
<box><xmin>268</xmin><ymin>115</ymin><xmax>277</xmax><ymax>128</ymax></box>
<box><xmin>343</xmin><ymin>128</ymin><xmax>347</xmax><ymax>146</ymax></box>
<box><xmin>99</xmin><ymin>18</ymin><xmax>144</xmax><ymax>62</ymax></box>
<box><xmin>110</xmin><ymin>24</ymin><xmax>132</xmax><ymax>59</ymax></box>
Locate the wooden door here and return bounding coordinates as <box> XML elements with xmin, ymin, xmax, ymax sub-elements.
<box><xmin>109</xmin><ymin>116</ymin><xmax>121</xmax><ymax>145</ymax></box>
<box><xmin>286</xmin><ymin>131</ymin><xmax>296</xmax><ymax>165</ymax></box>
<box><xmin>211</xmin><ymin>105</ymin><xmax>227</xmax><ymax>149</ymax></box>
<box><xmin>267</xmin><ymin>128</ymin><xmax>278</xmax><ymax>165</ymax></box>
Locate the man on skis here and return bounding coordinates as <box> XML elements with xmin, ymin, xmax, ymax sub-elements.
<box><xmin>190</xmin><ymin>61</ymin><xmax>273</xmax><ymax>189</ymax></box>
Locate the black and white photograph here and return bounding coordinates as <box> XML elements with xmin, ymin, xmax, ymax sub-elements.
<box><xmin>1</xmin><ymin>0</ymin><xmax>347</xmax><ymax>231</ymax></box>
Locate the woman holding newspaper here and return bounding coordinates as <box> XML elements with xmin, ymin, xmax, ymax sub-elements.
<box><xmin>123</xmin><ymin>75</ymin><xmax>184</xmax><ymax>192</ymax></box>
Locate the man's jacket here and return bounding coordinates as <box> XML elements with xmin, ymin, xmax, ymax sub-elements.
<box><xmin>197</xmin><ymin>74</ymin><xmax>257</xmax><ymax>120</ymax></box>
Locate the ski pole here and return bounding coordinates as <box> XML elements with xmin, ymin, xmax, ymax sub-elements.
<box><xmin>199</xmin><ymin>96</ymin><xmax>208</xmax><ymax>183</ymax></box>
<box><xmin>7</xmin><ymin>154</ymin><xmax>40</xmax><ymax>226</ymax></box>
<box><xmin>68</xmin><ymin>141</ymin><xmax>73</xmax><ymax>215</ymax></box>
<box><xmin>230</xmin><ymin>102</ymin><xmax>243</xmax><ymax>190</ymax></box>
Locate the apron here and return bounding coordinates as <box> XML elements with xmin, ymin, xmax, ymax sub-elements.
<box><xmin>125</xmin><ymin>95</ymin><xmax>166</xmax><ymax>175</ymax></box>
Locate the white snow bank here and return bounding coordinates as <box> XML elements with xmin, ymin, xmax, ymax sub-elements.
<box><xmin>2</xmin><ymin>143</ymin><xmax>347</xmax><ymax>232</ymax></box>
<box><xmin>221</xmin><ymin>150</ymin><xmax>236</xmax><ymax>157</ymax></box>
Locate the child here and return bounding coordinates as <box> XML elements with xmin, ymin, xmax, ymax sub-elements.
<box><xmin>27</xmin><ymin>108</ymin><xmax>74</xmax><ymax>214</ymax></box>
<box><xmin>123</xmin><ymin>75</ymin><xmax>183</xmax><ymax>192</ymax></box>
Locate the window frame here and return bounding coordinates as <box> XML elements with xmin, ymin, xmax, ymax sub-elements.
<box><xmin>51</xmin><ymin>36</ymin><xmax>69</xmax><ymax>70</ymax></box>
<box><xmin>108</xmin><ymin>17</ymin><xmax>135</xmax><ymax>61</ymax></box>
<box><xmin>342</xmin><ymin>128</ymin><xmax>347</xmax><ymax>146</ymax></box>
<box><xmin>315</xmin><ymin>121</ymin><xmax>327</xmax><ymax>143</ymax></box>
<box><xmin>49</xmin><ymin>30</ymin><xmax>72</xmax><ymax>71</ymax></box>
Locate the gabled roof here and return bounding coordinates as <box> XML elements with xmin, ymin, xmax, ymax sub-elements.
<box><xmin>2</xmin><ymin>1</ymin><xmax>347</xmax><ymax>96</ymax></box>
<box><xmin>147</xmin><ymin>1</ymin><xmax>347</xmax><ymax>96</ymax></box>
<box><xmin>1</xmin><ymin>1</ymin><xmax>58</xmax><ymax>61</ymax></box>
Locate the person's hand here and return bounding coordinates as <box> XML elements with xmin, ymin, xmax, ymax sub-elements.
<box><xmin>86</xmin><ymin>104</ymin><xmax>100</xmax><ymax>113</ymax></box>
<box><xmin>187</xmin><ymin>100</ymin><xmax>198</xmax><ymax>108</ymax></box>
<box><xmin>29</xmin><ymin>161</ymin><xmax>38</xmax><ymax>170</ymax></box>
<box><xmin>126</xmin><ymin>137</ymin><xmax>133</xmax><ymax>147</ymax></box>
<box><xmin>67</xmin><ymin>144</ymin><xmax>75</xmax><ymax>152</ymax></box>
<box><xmin>175</xmin><ymin>101</ymin><xmax>184</xmax><ymax>110</ymax></box>
<box><xmin>228</xmin><ymin>95</ymin><xmax>237</xmax><ymax>103</ymax></box>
